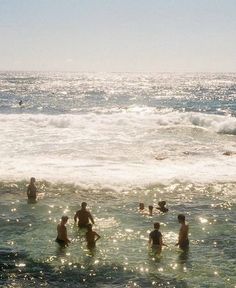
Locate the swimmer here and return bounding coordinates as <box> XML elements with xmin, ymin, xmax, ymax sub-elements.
<box><xmin>149</xmin><ymin>222</ymin><xmax>166</xmax><ymax>255</ymax></box>
<box><xmin>223</xmin><ymin>151</ymin><xmax>236</xmax><ymax>156</ymax></box>
<box><xmin>148</xmin><ymin>205</ymin><xmax>154</xmax><ymax>216</ymax></box>
<box><xmin>19</xmin><ymin>100</ymin><xmax>23</xmax><ymax>106</ymax></box>
<box><xmin>156</xmin><ymin>201</ymin><xmax>169</xmax><ymax>213</ymax></box>
<box><xmin>27</xmin><ymin>177</ymin><xmax>37</xmax><ymax>203</ymax></box>
<box><xmin>139</xmin><ymin>202</ymin><xmax>145</xmax><ymax>211</ymax></box>
<box><xmin>175</xmin><ymin>214</ymin><xmax>189</xmax><ymax>250</ymax></box>
<box><xmin>55</xmin><ymin>216</ymin><xmax>71</xmax><ymax>248</ymax></box>
<box><xmin>74</xmin><ymin>202</ymin><xmax>95</xmax><ymax>229</ymax></box>
<box><xmin>85</xmin><ymin>224</ymin><xmax>100</xmax><ymax>250</ymax></box>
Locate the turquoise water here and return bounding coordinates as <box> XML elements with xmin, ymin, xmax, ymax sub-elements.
<box><xmin>0</xmin><ymin>72</ymin><xmax>236</xmax><ymax>287</ymax></box>
<box><xmin>0</xmin><ymin>181</ymin><xmax>235</xmax><ymax>287</ymax></box>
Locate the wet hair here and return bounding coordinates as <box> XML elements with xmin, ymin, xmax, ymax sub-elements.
<box><xmin>158</xmin><ymin>201</ymin><xmax>166</xmax><ymax>207</ymax></box>
<box><xmin>81</xmin><ymin>202</ymin><xmax>87</xmax><ymax>207</ymax></box>
<box><xmin>139</xmin><ymin>203</ymin><xmax>144</xmax><ymax>210</ymax></box>
<box><xmin>61</xmin><ymin>215</ymin><xmax>69</xmax><ymax>222</ymax></box>
<box><xmin>30</xmin><ymin>177</ymin><xmax>36</xmax><ymax>182</ymax></box>
<box><xmin>154</xmin><ymin>222</ymin><xmax>160</xmax><ymax>229</ymax></box>
<box><xmin>148</xmin><ymin>205</ymin><xmax>153</xmax><ymax>211</ymax></box>
<box><xmin>178</xmin><ymin>214</ymin><xmax>185</xmax><ymax>222</ymax></box>
<box><xmin>87</xmin><ymin>224</ymin><xmax>92</xmax><ymax>230</ymax></box>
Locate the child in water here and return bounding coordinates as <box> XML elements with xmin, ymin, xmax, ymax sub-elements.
<box><xmin>86</xmin><ymin>224</ymin><xmax>101</xmax><ymax>250</ymax></box>
<box><xmin>56</xmin><ymin>216</ymin><xmax>71</xmax><ymax>248</ymax></box>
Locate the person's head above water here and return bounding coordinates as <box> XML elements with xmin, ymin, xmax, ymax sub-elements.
<box><xmin>148</xmin><ymin>205</ymin><xmax>153</xmax><ymax>211</ymax></box>
<box><xmin>158</xmin><ymin>201</ymin><xmax>166</xmax><ymax>207</ymax></box>
<box><xmin>154</xmin><ymin>222</ymin><xmax>160</xmax><ymax>230</ymax></box>
<box><xmin>81</xmin><ymin>202</ymin><xmax>87</xmax><ymax>208</ymax></box>
<box><xmin>30</xmin><ymin>177</ymin><xmax>36</xmax><ymax>183</ymax></box>
<box><xmin>61</xmin><ymin>215</ymin><xmax>69</xmax><ymax>223</ymax></box>
<box><xmin>87</xmin><ymin>223</ymin><xmax>93</xmax><ymax>231</ymax></box>
<box><xmin>139</xmin><ymin>203</ymin><xmax>144</xmax><ymax>210</ymax></box>
<box><xmin>178</xmin><ymin>214</ymin><xmax>185</xmax><ymax>223</ymax></box>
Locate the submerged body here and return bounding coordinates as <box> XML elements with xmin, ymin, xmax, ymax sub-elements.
<box><xmin>176</xmin><ymin>214</ymin><xmax>189</xmax><ymax>250</ymax></box>
<box><xmin>74</xmin><ymin>202</ymin><xmax>95</xmax><ymax>228</ymax></box>
<box><xmin>56</xmin><ymin>216</ymin><xmax>71</xmax><ymax>248</ymax></box>
<box><xmin>27</xmin><ymin>177</ymin><xmax>37</xmax><ymax>203</ymax></box>
<box><xmin>85</xmin><ymin>224</ymin><xmax>100</xmax><ymax>249</ymax></box>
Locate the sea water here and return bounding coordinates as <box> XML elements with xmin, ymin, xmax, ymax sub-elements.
<box><xmin>0</xmin><ymin>72</ymin><xmax>235</xmax><ymax>287</ymax></box>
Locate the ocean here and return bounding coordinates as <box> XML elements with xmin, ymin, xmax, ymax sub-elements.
<box><xmin>0</xmin><ymin>71</ymin><xmax>235</xmax><ymax>287</ymax></box>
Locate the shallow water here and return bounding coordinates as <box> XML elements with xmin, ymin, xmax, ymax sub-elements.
<box><xmin>0</xmin><ymin>181</ymin><xmax>235</xmax><ymax>287</ymax></box>
<box><xmin>0</xmin><ymin>72</ymin><xmax>236</xmax><ymax>287</ymax></box>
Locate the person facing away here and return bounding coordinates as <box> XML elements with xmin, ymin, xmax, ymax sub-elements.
<box><xmin>27</xmin><ymin>177</ymin><xmax>37</xmax><ymax>203</ymax></box>
<box><xmin>148</xmin><ymin>205</ymin><xmax>154</xmax><ymax>216</ymax></box>
<box><xmin>139</xmin><ymin>202</ymin><xmax>145</xmax><ymax>211</ymax></box>
<box><xmin>85</xmin><ymin>224</ymin><xmax>100</xmax><ymax>249</ymax></box>
<box><xmin>156</xmin><ymin>201</ymin><xmax>169</xmax><ymax>213</ymax></box>
<box><xmin>149</xmin><ymin>222</ymin><xmax>166</xmax><ymax>255</ymax></box>
<box><xmin>175</xmin><ymin>214</ymin><xmax>189</xmax><ymax>250</ymax></box>
<box><xmin>56</xmin><ymin>216</ymin><xmax>71</xmax><ymax>248</ymax></box>
<box><xmin>74</xmin><ymin>202</ymin><xmax>95</xmax><ymax>229</ymax></box>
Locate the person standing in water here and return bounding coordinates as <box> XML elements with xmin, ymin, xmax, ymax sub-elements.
<box><xmin>27</xmin><ymin>177</ymin><xmax>37</xmax><ymax>203</ymax></box>
<box><xmin>175</xmin><ymin>214</ymin><xmax>189</xmax><ymax>250</ymax></box>
<box><xmin>56</xmin><ymin>216</ymin><xmax>71</xmax><ymax>248</ymax></box>
<box><xmin>85</xmin><ymin>224</ymin><xmax>100</xmax><ymax>250</ymax></box>
<box><xmin>149</xmin><ymin>222</ymin><xmax>166</xmax><ymax>255</ymax></box>
<box><xmin>74</xmin><ymin>202</ymin><xmax>95</xmax><ymax>229</ymax></box>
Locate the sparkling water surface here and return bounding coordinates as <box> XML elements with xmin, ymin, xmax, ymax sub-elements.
<box><xmin>0</xmin><ymin>72</ymin><xmax>236</xmax><ymax>287</ymax></box>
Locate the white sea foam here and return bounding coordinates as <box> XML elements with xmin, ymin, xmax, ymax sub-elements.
<box><xmin>0</xmin><ymin>110</ymin><xmax>236</xmax><ymax>186</ymax></box>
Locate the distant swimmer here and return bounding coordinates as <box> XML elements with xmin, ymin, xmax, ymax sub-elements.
<box><xmin>19</xmin><ymin>100</ymin><xmax>23</xmax><ymax>106</ymax></box>
<box><xmin>27</xmin><ymin>177</ymin><xmax>37</xmax><ymax>203</ymax></box>
<box><xmin>223</xmin><ymin>151</ymin><xmax>236</xmax><ymax>156</ymax></box>
<box><xmin>156</xmin><ymin>201</ymin><xmax>169</xmax><ymax>213</ymax></box>
<box><xmin>155</xmin><ymin>155</ymin><xmax>167</xmax><ymax>161</ymax></box>
<box><xmin>139</xmin><ymin>202</ymin><xmax>145</xmax><ymax>211</ymax></box>
<box><xmin>74</xmin><ymin>202</ymin><xmax>95</xmax><ymax>229</ymax></box>
<box><xmin>85</xmin><ymin>224</ymin><xmax>100</xmax><ymax>250</ymax></box>
<box><xmin>55</xmin><ymin>216</ymin><xmax>71</xmax><ymax>248</ymax></box>
<box><xmin>149</xmin><ymin>222</ymin><xmax>167</xmax><ymax>255</ymax></box>
<box><xmin>175</xmin><ymin>214</ymin><xmax>189</xmax><ymax>250</ymax></box>
<box><xmin>148</xmin><ymin>205</ymin><xmax>154</xmax><ymax>216</ymax></box>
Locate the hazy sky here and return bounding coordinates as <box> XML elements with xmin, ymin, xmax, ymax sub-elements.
<box><xmin>0</xmin><ymin>0</ymin><xmax>236</xmax><ymax>72</ymax></box>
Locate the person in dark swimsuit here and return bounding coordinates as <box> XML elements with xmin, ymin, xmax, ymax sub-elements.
<box><xmin>74</xmin><ymin>202</ymin><xmax>95</xmax><ymax>229</ymax></box>
<box><xmin>27</xmin><ymin>177</ymin><xmax>37</xmax><ymax>203</ymax></box>
<box><xmin>56</xmin><ymin>216</ymin><xmax>71</xmax><ymax>248</ymax></box>
<box><xmin>149</xmin><ymin>222</ymin><xmax>166</xmax><ymax>255</ymax></box>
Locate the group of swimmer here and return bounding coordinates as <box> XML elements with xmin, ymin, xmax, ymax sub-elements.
<box><xmin>56</xmin><ymin>202</ymin><xmax>101</xmax><ymax>250</ymax></box>
<box><xmin>27</xmin><ymin>177</ymin><xmax>189</xmax><ymax>255</ymax></box>
<box><xmin>139</xmin><ymin>201</ymin><xmax>189</xmax><ymax>254</ymax></box>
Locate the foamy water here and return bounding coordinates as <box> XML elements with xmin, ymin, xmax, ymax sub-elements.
<box><xmin>0</xmin><ymin>72</ymin><xmax>236</xmax><ymax>287</ymax></box>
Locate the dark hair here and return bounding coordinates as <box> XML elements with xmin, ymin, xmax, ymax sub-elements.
<box><xmin>81</xmin><ymin>202</ymin><xmax>87</xmax><ymax>207</ymax></box>
<box><xmin>87</xmin><ymin>224</ymin><xmax>92</xmax><ymax>230</ymax></box>
<box><xmin>178</xmin><ymin>214</ymin><xmax>185</xmax><ymax>221</ymax></box>
<box><xmin>154</xmin><ymin>222</ymin><xmax>160</xmax><ymax>229</ymax></box>
<box><xmin>61</xmin><ymin>215</ymin><xmax>69</xmax><ymax>221</ymax></box>
<box><xmin>148</xmin><ymin>205</ymin><xmax>153</xmax><ymax>210</ymax></box>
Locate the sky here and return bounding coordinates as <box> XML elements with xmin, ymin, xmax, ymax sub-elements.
<box><xmin>0</xmin><ymin>0</ymin><xmax>236</xmax><ymax>72</ymax></box>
